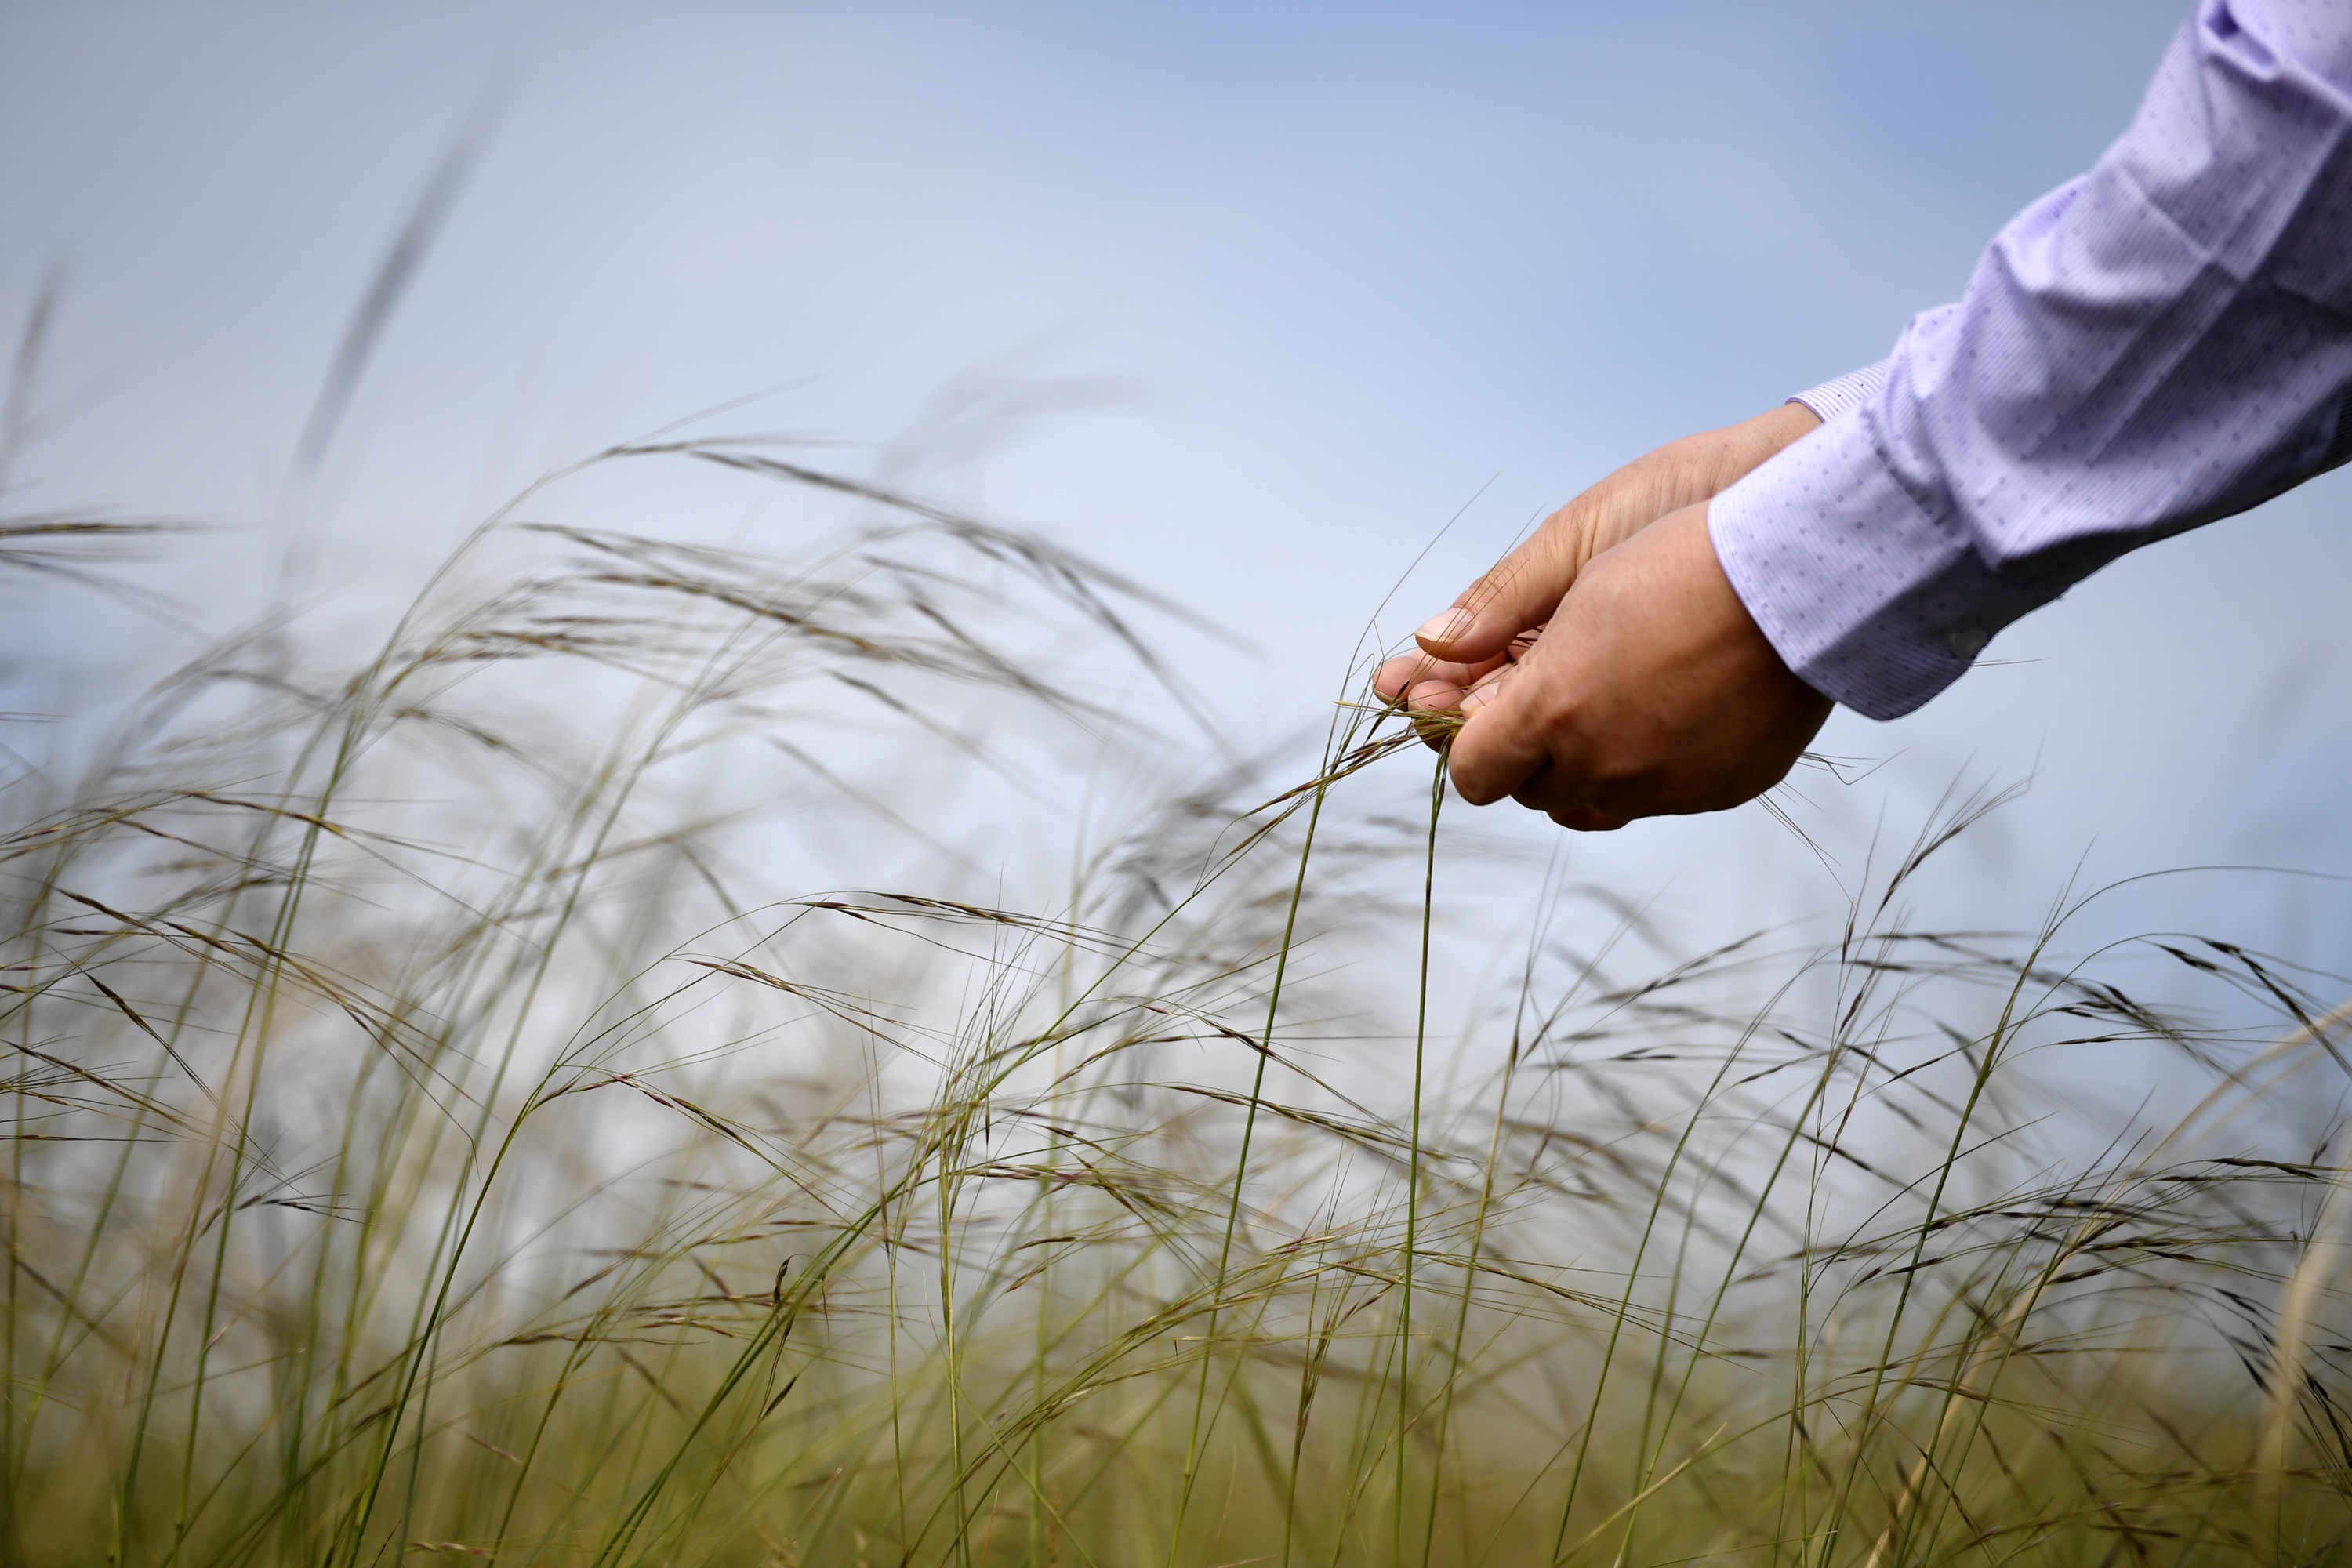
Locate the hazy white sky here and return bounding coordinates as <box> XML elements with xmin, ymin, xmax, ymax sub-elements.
<box><xmin>5</xmin><ymin>0</ymin><xmax>2349</xmax><ymax>983</ymax></box>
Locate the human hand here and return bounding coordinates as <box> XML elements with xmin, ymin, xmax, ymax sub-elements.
<box><xmin>1434</xmin><ymin>503</ymin><xmax>1831</xmax><ymax>829</ymax></box>
<box><xmin>1374</xmin><ymin>401</ymin><xmax>1820</xmax><ymax>713</ymax></box>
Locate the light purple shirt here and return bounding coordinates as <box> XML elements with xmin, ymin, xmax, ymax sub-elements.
<box><xmin>1709</xmin><ymin>0</ymin><xmax>2352</xmax><ymax>720</ymax></box>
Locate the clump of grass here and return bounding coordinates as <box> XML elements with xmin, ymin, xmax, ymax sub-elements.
<box><xmin>3</xmin><ymin>318</ymin><xmax>2350</xmax><ymax>1568</ymax></box>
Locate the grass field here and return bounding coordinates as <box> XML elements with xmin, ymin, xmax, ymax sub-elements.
<box><xmin>4</xmin><ymin>353</ymin><xmax>2350</xmax><ymax>1566</ymax></box>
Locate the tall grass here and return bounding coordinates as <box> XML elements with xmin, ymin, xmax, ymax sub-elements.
<box><xmin>4</xmin><ymin>340</ymin><xmax>2350</xmax><ymax>1567</ymax></box>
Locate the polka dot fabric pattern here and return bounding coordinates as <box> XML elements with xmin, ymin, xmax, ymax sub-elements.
<box><xmin>1710</xmin><ymin>0</ymin><xmax>2352</xmax><ymax>721</ymax></box>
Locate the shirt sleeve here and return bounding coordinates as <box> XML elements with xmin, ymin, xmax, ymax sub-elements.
<box><xmin>1787</xmin><ymin>363</ymin><xmax>1889</xmax><ymax>424</ymax></box>
<box><xmin>1709</xmin><ymin>0</ymin><xmax>2352</xmax><ymax>721</ymax></box>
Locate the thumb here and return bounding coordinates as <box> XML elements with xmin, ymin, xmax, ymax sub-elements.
<box><xmin>1414</xmin><ymin>520</ymin><xmax>1585</xmax><ymax>664</ymax></box>
<box><xmin>1442</xmin><ymin>663</ymin><xmax>1555</xmax><ymax>807</ymax></box>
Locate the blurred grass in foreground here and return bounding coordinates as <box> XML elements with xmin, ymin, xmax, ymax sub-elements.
<box><xmin>3</xmin><ymin>330</ymin><xmax>2350</xmax><ymax>1568</ymax></box>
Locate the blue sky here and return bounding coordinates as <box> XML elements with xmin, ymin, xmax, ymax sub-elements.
<box><xmin>5</xmin><ymin>0</ymin><xmax>2350</xmax><ymax>983</ymax></box>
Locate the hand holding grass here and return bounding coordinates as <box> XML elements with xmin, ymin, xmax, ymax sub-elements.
<box><xmin>1375</xmin><ymin>402</ymin><xmax>1830</xmax><ymax>829</ymax></box>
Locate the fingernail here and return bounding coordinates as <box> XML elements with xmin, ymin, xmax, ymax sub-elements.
<box><xmin>1458</xmin><ymin>684</ymin><xmax>1492</xmax><ymax>714</ymax></box>
<box><xmin>1417</xmin><ymin>608</ymin><xmax>1474</xmax><ymax>646</ymax></box>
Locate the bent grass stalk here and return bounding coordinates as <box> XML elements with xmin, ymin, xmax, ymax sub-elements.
<box><xmin>5</xmin><ymin>358</ymin><xmax>2352</xmax><ymax>1566</ymax></box>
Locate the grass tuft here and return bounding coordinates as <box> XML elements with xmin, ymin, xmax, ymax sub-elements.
<box><xmin>3</xmin><ymin>344</ymin><xmax>2350</xmax><ymax>1566</ymax></box>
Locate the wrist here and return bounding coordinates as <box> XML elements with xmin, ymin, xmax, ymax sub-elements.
<box><xmin>1727</xmin><ymin>402</ymin><xmax>1823</xmax><ymax>474</ymax></box>
<box><xmin>1549</xmin><ymin>405</ymin><xmax>1831</xmax><ymax>581</ymax></box>
<box><xmin>1658</xmin><ymin>405</ymin><xmax>1825</xmax><ymax>506</ymax></box>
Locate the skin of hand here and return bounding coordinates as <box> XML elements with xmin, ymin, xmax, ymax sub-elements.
<box><xmin>1375</xmin><ymin>401</ymin><xmax>1822</xmax><ymax>710</ymax></box>
<box><xmin>1436</xmin><ymin>503</ymin><xmax>1832</xmax><ymax>829</ymax></box>
<box><xmin>1373</xmin><ymin>401</ymin><xmax>1831</xmax><ymax>829</ymax></box>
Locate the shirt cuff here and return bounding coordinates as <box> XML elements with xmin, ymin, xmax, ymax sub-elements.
<box><xmin>1787</xmin><ymin>361</ymin><xmax>1889</xmax><ymax>423</ymax></box>
<box><xmin>1708</xmin><ymin>407</ymin><xmax>2058</xmax><ymax>721</ymax></box>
